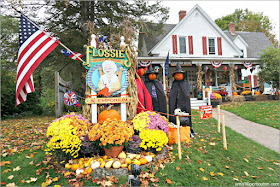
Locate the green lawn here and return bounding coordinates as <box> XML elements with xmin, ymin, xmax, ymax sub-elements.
<box><xmin>221</xmin><ymin>100</ymin><xmax>279</xmax><ymax>129</ymax></box>
<box><xmin>1</xmin><ymin>112</ymin><xmax>279</xmax><ymax>186</ymax></box>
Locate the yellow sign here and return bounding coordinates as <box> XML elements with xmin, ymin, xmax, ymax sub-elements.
<box><xmin>85</xmin><ymin>97</ymin><xmax>130</xmax><ymax>104</ymax></box>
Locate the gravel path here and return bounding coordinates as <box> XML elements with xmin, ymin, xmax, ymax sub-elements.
<box><xmin>212</xmin><ymin>108</ymin><xmax>280</xmax><ymax>153</ymax></box>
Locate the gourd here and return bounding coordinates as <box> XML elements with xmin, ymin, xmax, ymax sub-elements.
<box><xmin>125</xmin><ymin>158</ymin><xmax>132</xmax><ymax>164</ymax></box>
<box><xmin>118</xmin><ymin>151</ymin><xmax>126</xmax><ymax>159</ymax></box>
<box><xmin>174</xmin><ymin>73</ymin><xmax>183</xmax><ymax>81</ymax></box>
<box><xmin>105</xmin><ymin>160</ymin><xmax>114</xmax><ymax>169</ymax></box>
<box><xmin>65</xmin><ymin>163</ymin><xmax>71</xmax><ymax>169</ymax></box>
<box><xmin>145</xmin><ymin>155</ymin><xmax>153</xmax><ymax>162</ymax></box>
<box><xmin>127</xmin><ymin>154</ymin><xmax>136</xmax><ymax>159</ymax></box>
<box><xmin>121</xmin><ymin>164</ymin><xmax>128</xmax><ymax>168</ymax></box>
<box><xmin>100</xmin><ymin>161</ymin><xmax>106</xmax><ymax>168</ymax></box>
<box><xmin>91</xmin><ymin>161</ymin><xmax>100</xmax><ymax>170</ymax></box>
<box><xmin>76</xmin><ymin>168</ymin><xmax>84</xmax><ymax>175</ymax></box>
<box><xmin>148</xmin><ymin>73</ymin><xmax>157</xmax><ymax>80</ymax></box>
<box><xmin>71</xmin><ymin>163</ymin><xmax>80</xmax><ymax>171</ymax></box>
<box><xmin>132</xmin><ymin>159</ymin><xmax>141</xmax><ymax>166</ymax></box>
<box><xmin>135</xmin><ymin>154</ymin><xmax>141</xmax><ymax>159</ymax></box>
<box><xmin>112</xmin><ymin>161</ymin><xmax>121</xmax><ymax>169</ymax></box>
<box><xmin>85</xmin><ymin>157</ymin><xmax>94</xmax><ymax>167</ymax></box>
<box><xmin>98</xmin><ymin>105</ymin><xmax>121</xmax><ymax>123</ymax></box>
<box><xmin>139</xmin><ymin>158</ymin><xmax>148</xmax><ymax>165</ymax></box>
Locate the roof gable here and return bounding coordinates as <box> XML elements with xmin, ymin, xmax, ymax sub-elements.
<box><xmin>149</xmin><ymin>4</ymin><xmax>243</xmax><ymax>57</ymax></box>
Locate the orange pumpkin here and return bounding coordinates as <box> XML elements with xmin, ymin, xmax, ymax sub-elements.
<box><xmin>148</xmin><ymin>73</ymin><xmax>157</xmax><ymax>80</ymax></box>
<box><xmin>71</xmin><ymin>163</ymin><xmax>80</xmax><ymax>171</ymax></box>
<box><xmin>98</xmin><ymin>105</ymin><xmax>121</xmax><ymax>123</ymax></box>
<box><xmin>137</xmin><ymin>68</ymin><xmax>145</xmax><ymax>77</ymax></box>
<box><xmin>84</xmin><ymin>167</ymin><xmax>93</xmax><ymax>174</ymax></box>
<box><xmin>139</xmin><ymin>158</ymin><xmax>148</xmax><ymax>165</ymax></box>
<box><xmin>124</xmin><ymin>158</ymin><xmax>132</xmax><ymax>164</ymax></box>
<box><xmin>174</xmin><ymin>73</ymin><xmax>183</xmax><ymax>81</ymax></box>
<box><xmin>168</xmin><ymin>132</ymin><xmax>176</xmax><ymax>145</ymax></box>
<box><xmin>255</xmin><ymin>91</ymin><xmax>261</xmax><ymax>95</ymax></box>
<box><xmin>233</xmin><ymin>92</ymin><xmax>238</xmax><ymax>96</ymax></box>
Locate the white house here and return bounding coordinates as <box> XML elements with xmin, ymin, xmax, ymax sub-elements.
<box><xmin>138</xmin><ymin>4</ymin><xmax>272</xmax><ymax>103</ymax></box>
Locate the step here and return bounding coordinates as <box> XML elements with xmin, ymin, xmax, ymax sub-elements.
<box><xmin>191</xmin><ymin>103</ymin><xmax>208</xmax><ymax>107</ymax></box>
<box><xmin>190</xmin><ymin>98</ymin><xmax>198</xmax><ymax>101</ymax></box>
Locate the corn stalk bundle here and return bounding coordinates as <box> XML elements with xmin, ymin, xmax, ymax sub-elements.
<box><xmin>259</xmin><ymin>71</ymin><xmax>264</xmax><ymax>93</ymax></box>
<box><xmin>196</xmin><ymin>64</ymin><xmax>204</xmax><ymax>91</ymax></box>
<box><xmin>230</xmin><ymin>64</ymin><xmax>237</xmax><ymax>91</ymax></box>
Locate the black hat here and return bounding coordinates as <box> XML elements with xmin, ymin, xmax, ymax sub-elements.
<box><xmin>145</xmin><ymin>65</ymin><xmax>158</xmax><ymax>75</ymax></box>
<box><xmin>172</xmin><ymin>63</ymin><xmax>184</xmax><ymax>76</ymax></box>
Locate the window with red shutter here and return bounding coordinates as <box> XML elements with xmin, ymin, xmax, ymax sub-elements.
<box><xmin>172</xmin><ymin>35</ymin><xmax>178</xmax><ymax>54</ymax></box>
<box><xmin>202</xmin><ymin>36</ymin><xmax>207</xmax><ymax>55</ymax></box>
<box><xmin>217</xmin><ymin>37</ymin><xmax>222</xmax><ymax>55</ymax></box>
<box><xmin>188</xmin><ymin>36</ymin><xmax>193</xmax><ymax>54</ymax></box>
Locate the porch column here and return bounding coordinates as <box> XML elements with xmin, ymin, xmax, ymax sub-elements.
<box><xmin>215</xmin><ymin>70</ymin><xmax>218</xmax><ymax>86</ymax></box>
<box><xmin>161</xmin><ymin>63</ymin><xmax>166</xmax><ymax>93</ymax></box>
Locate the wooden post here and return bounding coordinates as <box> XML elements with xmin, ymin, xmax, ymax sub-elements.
<box><xmin>222</xmin><ymin>114</ymin><xmax>227</xmax><ymax>150</ymax></box>
<box><xmin>121</xmin><ymin>90</ymin><xmax>127</xmax><ymax>121</ymax></box>
<box><xmin>176</xmin><ymin>116</ymin><xmax>182</xmax><ymax>160</ymax></box>
<box><xmin>91</xmin><ymin>89</ymin><xmax>97</xmax><ymax>123</ymax></box>
<box><xmin>217</xmin><ymin>105</ymin><xmax>221</xmax><ymax>133</ymax></box>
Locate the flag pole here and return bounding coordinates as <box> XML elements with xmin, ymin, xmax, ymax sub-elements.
<box><xmin>12</xmin><ymin>7</ymin><xmax>87</xmax><ymax>66</ymax></box>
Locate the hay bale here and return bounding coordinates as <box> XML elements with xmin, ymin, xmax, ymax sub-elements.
<box><xmin>252</xmin><ymin>95</ymin><xmax>267</xmax><ymax>101</ymax></box>
<box><xmin>227</xmin><ymin>95</ymin><xmax>245</xmax><ymax>103</ymax></box>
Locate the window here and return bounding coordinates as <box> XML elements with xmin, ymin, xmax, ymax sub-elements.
<box><xmin>208</xmin><ymin>38</ymin><xmax>215</xmax><ymax>55</ymax></box>
<box><xmin>179</xmin><ymin>37</ymin><xmax>186</xmax><ymax>54</ymax></box>
<box><xmin>240</xmin><ymin>50</ymin><xmax>244</xmax><ymax>58</ymax></box>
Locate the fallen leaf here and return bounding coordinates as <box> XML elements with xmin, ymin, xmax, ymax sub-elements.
<box><xmin>257</xmin><ymin>167</ymin><xmax>263</xmax><ymax>170</ymax></box>
<box><xmin>29</xmin><ymin>161</ymin><xmax>34</xmax><ymax>165</ymax></box>
<box><xmin>13</xmin><ymin>166</ymin><xmax>21</xmax><ymax>171</ymax></box>
<box><xmin>6</xmin><ymin>182</ymin><xmax>16</xmax><ymax>187</ymax></box>
<box><xmin>0</xmin><ymin>182</ymin><xmax>6</xmax><ymax>185</ymax></box>
<box><xmin>7</xmin><ymin>175</ymin><xmax>14</xmax><ymax>180</ymax></box>
<box><xmin>197</xmin><ymin>160</ymin><xmax>201</xmax><ymax>164</ymax></box>
<box><xmin>244</xmin><ymin>158</ymin><xmax>249</xmax><ymax>163</ymax></box>
<box><xmin>199</xmin><ymin>168</ymin><xmax>205</xmax><ymax>172</ymax></box>
<box><xmin>244</xmin><ymin>171</ymin><xmax>249</xmax><ymax>176</ymax></box>
<box><xmin>53</xmin><ymin>177</ymin><xmax>59</xmax><ymax>182</ymax></box>
<box><xmin>64</xmin><ymin>172</ymin><xmax>72</xmax><ymax>177</ymax></box>
<box><xmin>104</xmin><ymin>181</ymin><xmax>113</xmax><ymax>186</ymax></box>
<box><xmin>5</xmin><ymin>161</ymin><xmax>12</xmax><ymax>164</ymax></box>
<box><xmin>209</xmin><ymin>142</ymin><xmax>215</xmax><ymax>146</ymax></box>
<box><xmin>21</xmin><ymin>180</ymin><xmax>25</xmax><ymax>183</ymax></box>
<box><xmin>165</xmin><ymin>178</ymin><xmax>173</xmax><ymax>184</ymax></box>
<box><xmin>210</xmin><ymin>171</ymin><xmax>215</xmax><ymax>176</ymax></box>
<box><xmin>233</xmin><ymin>178</ymin><xmax>239</xmax><ymax>181</ymax></box>
<box><xmin>1</xmin><ymin>161</ymin><xmax>5</xmax><ymax>166</ymax></box>
<box><xmin>149</xmin><ymin>174</ymin><xmax>155</xmax><ymax>178</ymax></box>
<box><xmin>200</xmin><ymin>139</ymin><xmax>205</xmax><ymax>141</ymax></box>
<box><xmin>251</xmin><ymin>176</ymin><xmax>258</xmax><ymax>178</ymax></box>
<box><xmin>30</xmin><ymin>177</ymin><xmax>37</xmax><ymax>182</ymax></box>
<box><xmin>218</xmin><ymin>172</ymin><xmax>224</xmax><ymax>176</ymax></box>
<box><xmin>268</xmin><ymin>167</ymin><xmax>274</xmax><ymax>171</ymax></box>
<box><xmin>202</xmin><ymin>177</ymin><xmax>208</xmax><ymax>181</ymax></box>
<box><xmin>159</xmin><ymin>164</ymin><xmax>165</xmax><ymax>170</ymax></box>
<box><xmin>3</xmin><ymin>169</ymin><xmax>11</xmax><ymax>173</ymax></box>
<box><xmin>225</xmin><ymin>165</ymin><xmax>230</xmax><ymax>169</ymax></box>
<box><xmin>176</xmin><ymin>166</ymin><xmax>181</xmax><ymax>170</ymax></box>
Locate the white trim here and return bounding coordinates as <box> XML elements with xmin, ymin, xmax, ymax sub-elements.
<box><xmin>233</xmin><ymin>35</ymin><xmax>249</xmax><ymax>47</ymax></box>
<box><xmin>149</xmin><ymin>4</ymin><xmax>243</xmax><ymax>57</ymax></box>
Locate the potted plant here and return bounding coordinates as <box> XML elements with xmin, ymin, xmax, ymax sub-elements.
<box><xmin>241</xmin><ymin>91</ymin><xmax>252</xmax><ymax>101</ymax></box>
<box><xmin>210</xmin><ymin>93</ymin><xmax>222</xmax><ymax>108</ymax></box>
<box><xmin>217</xmin><ymin>91</ymin><xmax>228</xmax><ymax>102</ymax></box>
<box><xmin>88</xmin><ymin>118</ymin><xmax>134</xmax><ymax>157</ymax></box>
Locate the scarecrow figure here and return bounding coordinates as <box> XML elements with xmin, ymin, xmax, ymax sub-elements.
<box><xmin>136</xmin><ymin>66</ymin><xmax>153</xmax><ymax>114</ymax></box>
<box><xmin>144</xmin><ymin>65</ymin><xmax>167</xmax><ymax>114</ymax></box>
<box><xmin>169</xmin><ymin>63</ymin><xmax>195</xmax><ymax>137</ymax></box>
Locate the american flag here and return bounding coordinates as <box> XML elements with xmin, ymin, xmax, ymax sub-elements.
<box><xmin>16</xmin><ymin>14</ymin><xmax>60</xmax><ymax>106</ymax></box>
<box><xmin>59</xmin><ymin>49</ymin><xmax>84</xmax><ymax>60</ymax></box>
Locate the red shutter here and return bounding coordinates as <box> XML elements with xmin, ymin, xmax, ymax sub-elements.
<box><xmin>188</xmin><ymin>36</ymin><xmax>193</xmax><ymax>54</ymax></box>
<box><xmin>253</xmin><ymin>75</ymin><xmax>258</xmax><ymax>87</ymax></box>
<box><xmin>202</xmin><ymin>36</ymin><xmax>207</xmax><ymax>55</ymax></box>
<box><xmin>248</xmin><ymin>75</ymin><xmax>252</xmax><ymax>85</ymax></box>
<box><xmin>217</xmin><ymin>37</ymin><xmax>222</xmax><ymax>55</ymax></box>
<box><xmin>172</xmin><ymin>35</ymin><xmax>178</xmax><ymax>54</ymax></box>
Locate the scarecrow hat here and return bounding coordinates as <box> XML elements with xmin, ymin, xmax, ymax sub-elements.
<box><xmin>172</xmin><ymin>63</ymin><xmax>184</xmax><ymax>76</ymax></box>
<box><xmin>145</xmin><ymin>65</ymin><xmax>158</xmax><ymax>74</ymax></box>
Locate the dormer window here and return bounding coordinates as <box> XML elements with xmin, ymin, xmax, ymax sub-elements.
<box><xmin>240</xmin><ymin>50</ymin><xmax>244</xmax><ymax>58</ymax></box>
<box><xmin>208</xmin><ymin>38</ymin><xmax>215</xmax><ymax>55</ymax></box>
<box><xmin>179</xmin><ymin>36</ymin><xmax>186</xmax><ymax>54</ymax></box>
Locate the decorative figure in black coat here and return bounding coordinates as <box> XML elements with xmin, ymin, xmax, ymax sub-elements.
<box><xmin>144</xmin><ymin>65</ymin><xmax>167</xmax><ymax>114</ymax></box>
<box><xmin>169</xmin><ymin>63</ymin><xmax>195</xmax><ymax>137</ymax></box>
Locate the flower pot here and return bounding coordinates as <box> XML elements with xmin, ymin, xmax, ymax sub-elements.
<box><xmin>222</xmin><ymin>96</ymin><xmax>227</xmax><ymax>102</ymax></box>
<box><xmin>211</xmin><ymin>99</ymin><xmax>221</xmax><ymax>108</ymax></box>
<box><xmin>244</xmin><ymin>95</ymin><xmax>252</xmax><ymax>101</ymax></box>
<box><xmin>104</xmin><ymin>145</ymin><xmax>124</xmax><ymax>158</ymax></box>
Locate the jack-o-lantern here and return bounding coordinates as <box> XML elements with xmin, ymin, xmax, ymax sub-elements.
<box><xmin>174</xmin><ymin>73</ymin><xmax>183</xmax><ymax>81</ymax></box>
<box><xmin>148</xmin><ymin>73</ymin><xmax>157</xmax><ymax>80</ymax></box>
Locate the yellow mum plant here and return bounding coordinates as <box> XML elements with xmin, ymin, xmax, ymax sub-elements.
<box><xmin>139</xmin><ymin>129</ymin><xmax>168</xmax><ymax>152</ymax></box>
<box><xmin>88</xmin><ymin>119</ymin><xmax>134</xmax><ymax>149</ymax></box>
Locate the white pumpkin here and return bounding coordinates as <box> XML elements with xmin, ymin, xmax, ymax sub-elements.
<box><xmin>145</xmin><ymin>155</ymin><xmax>153</xmax><ymax>162</ymax></box>
<box><xmin>91</xmin><ymin>161</ymin><xmax>100</xmax><ymax>170</ymax></box>
<box><xmin>112</xmin><ymin>161</ymin><xmax>121</xmax><ymax>169</ymax></box>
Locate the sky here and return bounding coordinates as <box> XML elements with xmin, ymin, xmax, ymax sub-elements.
<box><xmin>160</xmin><ymin>1</ymin><xmax>279</xmax><ymax>40</ymax></box>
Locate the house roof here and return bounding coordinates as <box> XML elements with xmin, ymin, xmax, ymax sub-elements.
<box><xmin>224</xmin><ymin>31</ymin><xmax>272</xmax><ymax>58</ymax></box>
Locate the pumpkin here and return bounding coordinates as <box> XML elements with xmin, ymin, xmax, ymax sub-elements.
<box><xmin>76</xmin><ymin>168</ymin><xmax>84</xmax><ymax>175</ymax></box>
<box><xmin>174</xmin><ymin>73</ymin><xmax>183</xmax><ymax>81</ymax></box>
<box><xmin>148</xmin><ymin>73</ymin><xmax>157</xmax><ymax>80</ymax></box>
<box><xmin>98</xmin><ymin>105</ymin><xmax>121</xmax><ymax>123</ymax></box>
<box><xmin>145</xmin><ymin>155</ymin><xmax>153</xmax><ymax>162</ymax></box>
<box><xmin>65</xmin><ymin>163</ymin><xmax>71</xmax><ymax>169</ymax></box>
<box><xmin>132</xmin><ymin>159</ymin><xmax>141</xmax><ymax>166</ymax></box>
<box><xmin>168</xmin><ymin>132</ymin><xmax>176</xmax><ymax>145</ymax></box>
<box><xmin>71</xmin><ymin>163</ymin><xmax>80</xmax><ymax>171</ymax></box>
<box><xmin>125</xmin><ymin>158</ymin><xmax>132</xmax><ymax>164</ymax></box>
<box><xmin>255</xmin><ymin>91</ymin><xmax>261</xmax><ymax>95</ymax></box>
<box><xmin>139</xmin><ymin>158</ymin><xmax>148</xmax><ymax>165</ymax></box>
<box><xmin>112</xmin><ymin>161</ymin><xmax>121</xmax><ymax>169</ymax></box>
<box><xmin>233</xmin><ymin>92</ymin><xmax>238</xmax><ymax>96</ymax></box>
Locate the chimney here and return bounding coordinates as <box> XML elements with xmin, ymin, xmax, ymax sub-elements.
<box><xmin>228</xmin><ymin>22</ymin><xmax>236</xmax><ymax>35</ymax></box>
<box><xmin>179</xmin><ymin>10</ymin><xmax>187</xmax><ymax>22</ymax></box>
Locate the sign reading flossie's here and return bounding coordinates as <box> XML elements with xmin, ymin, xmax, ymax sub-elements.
<box><xmin>83</xmin><ymin>45</ymin><xmax>131</xmax><ymax>96</ymax></box>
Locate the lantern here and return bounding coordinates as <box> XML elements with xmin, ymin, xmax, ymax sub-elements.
<box><xmin>224</xmin><ymin>66</ymin><xmax>227</xmax><ymax>72</ymax></box>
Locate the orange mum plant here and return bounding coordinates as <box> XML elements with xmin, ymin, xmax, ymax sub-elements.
<box><xmin>88</xmin><ymin>119</ymin><xmax>134</xmax><ymax>149</ymax></box>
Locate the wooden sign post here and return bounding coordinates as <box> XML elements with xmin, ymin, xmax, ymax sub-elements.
<box><xmin>217</xmin><ymin>105</ymin><xmax>221</xmax><ymax>133</ymax></box>
<box><xmin>222</xmin><ymin>114</ymin><xmax>227</xmax><ymax>150</ymax></box>
<box><xmin>176</xmin><ymin>116</ymin><xmax>182</xmax><ymax>160</ymax></box>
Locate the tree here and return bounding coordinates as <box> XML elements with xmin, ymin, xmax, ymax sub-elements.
<box><xmin>215</xmin><ymin>9</ymin><xmax>278</xmax><ymax>45</ymax></box>
<box><xmin>260</xmin><ymin>45</ymin><xmax>279</xmax><ymax>89</ymax></box>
